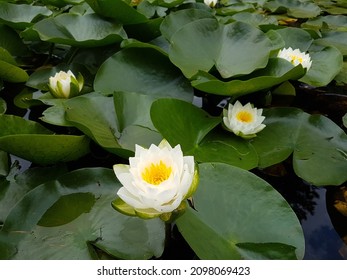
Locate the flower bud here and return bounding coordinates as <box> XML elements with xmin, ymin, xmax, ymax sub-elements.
<box><xmin>48</xmin><ymin>70</ymin><xmax>84</xmax><ymax>99</ymax></box>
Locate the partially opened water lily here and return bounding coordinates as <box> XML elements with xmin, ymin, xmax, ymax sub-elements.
<box><xmin>277</xmin><ymin>47</ymin><xmax>312</xmax><ymax>70</ymax></box>
<box><xmin>48</xmin><ymin>70</ymin><xmax>84</xmax><ymax>99</ymax></box>
<box><xmin>223</xmin><ymin>101</ymin><xmax>266</xmax><ymax>139</ymax></box>
<box><xmin>204</xmin><ymin>0</ymin><xmax>218</xmax><ymax>7</ymax></box>
<box><xmin>112</xmin><ymin>139</ymin><xmax>199</xmax><ymax>221</ymax></box>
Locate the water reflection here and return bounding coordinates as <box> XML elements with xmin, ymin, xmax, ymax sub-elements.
<box><xmin>255</xmin><ymin>162</ymin><xmax>346</xmax><ymax>260</ymax></box>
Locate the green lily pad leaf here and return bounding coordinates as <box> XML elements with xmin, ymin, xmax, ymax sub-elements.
<box><xmin>0</xmin><ymin>60</ymin><xmax>29</xmax><ymax>83</ymax></box>
<box><xmin>217</xmin><ymin>2</ymin><xmax>256</xmax><ymax>16</ymax></box>
<box><xmin>0</xmin><ymin>151</ymin><xmax>9</xmax><ymax>177</ymax></box>
<box><xmin>160</xmin><ymin>8</ymin><xmax>214</xmax><ymax>41</ymax></box>
<box><xmin>0</xmin><ymin>2</ymin><xmax>52</xmax><ymax>30</ymax></box>
<box><xmin>0</xmin><ymin>168</ymin><xmax>165</xmax><ymax>259</ymax></box>
<box><xmin>0</xmin><ymin>115</ymin><xmax>90</xmax><ymax>165</ymax></box>
<box><xmin>94</xmin><ymin>47</ymin><xmax>193</xmax><ymax>102</ymax></box>
<box><xmin>176</xmin><ymin>163</ymin><xmax>304</xmax><ymax>259</ymax></box>
<box><xmin>300</xmin><ymin>46</ymin><xmax>343</xmax><ymax>87</ymax></box>
<box><xmin>85</xmin><ymin>0</ymin><xmax>148</xmax><ymax>24</ymax></box>
<box><xmin>65</xmin><ymin>93</ymin><xmax>161</xmax><ymax>157</ymax></box>
<box><xmin>343</xmin><ymin>113</ymin><xmax>347</xmax><ymax>128</ymax></box>
<box><xmin>191</xmin><ymin>58</ymin><xmax>305</xmax><ymax>96</ymax></box>
<box><xmin>33</xmin><ymin>13</ymin><xmax>127</xmax><ymax>47</ymax></box>
<box><xmin>151</xmin><ymin>98</ymin><xmax>220</xmax><ymax>153</ymax></box>
<box><xmin>0</xmin><ymin>98</ymin><xmax>6</xmax><ymax>114</ymax></box>
<box><xmin>231</xmin><ymin>11</ymin><xmax>278</xmax><ymax>27</ymax></box>
<box><xmin>0</xmin><ymin>165</ymin><xmax>68</xmax><ymax>224</ymax></box>
<box><xmin>64</xmin><ymin>93</ymin><xmax>128</xmax><ymax>156</ymax></box>
<box><xmin>41</xmin><ymin>100</ymin><xmax>73</xmax><ymax>127</ymax></box>
<box><xmin>303</xmin><ymin>15</ymin><xmax>347</xmax><ymax>32</ymax></box>
<box><xmin>264</xmin><ymin>0</ymin><xmax>321</xmax><ymax>18</ymax></box>
<box><xmin>0</xmin><ymin>24</ymin><xmax>29</xmax><ymax>56</ymax></box>
<box><xmin>314</xmin><ymin>31</ymin><xmax>347</xmax><ymax>56</ymax></box>
<box><xmin>194</xmin><ymin>128</ymin><xmax>258</xmax><ymax>170</ymax></box>
<box><xmin>273</xmin><ymin>27</ymin><xmax>313</xmax><ymax>52</ymax></box>
<box><xmin>169</xmin><ymin>18</ymin><xmax>273</xmax><ymax>79</ymax></box>
<box><xmin>251</xmin><ymin>107</ymin><xmax>347</xmax><ymax>186</ymax></box>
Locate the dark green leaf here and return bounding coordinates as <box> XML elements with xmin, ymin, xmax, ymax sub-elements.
<box><xmin>177</xmin><ymin>163</ymin><xmax>304</xmax><ymax>259</ymax></box>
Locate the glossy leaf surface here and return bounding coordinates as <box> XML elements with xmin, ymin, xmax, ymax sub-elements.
<box><xmin>177</xmin><ymin>163</ymin><xmax>304</xmax><ymax>259</ymax></box>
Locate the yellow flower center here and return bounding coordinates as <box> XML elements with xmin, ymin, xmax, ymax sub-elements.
<box><xmin>290</xmin><ymin>55</ymin><xmax>303</xmax><ymax>65</ymax></box>
<box><xmin>142</xmin><ymin>161</ymin><xmax>172</xmax><ymax>185</ymax></box>
<box><xmin>236</xmin><ymin>111</ymin><xmax>253</xmax><ymax>123</ymax></box>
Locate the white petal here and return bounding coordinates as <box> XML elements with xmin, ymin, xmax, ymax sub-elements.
<box><xmin>117</xmin><ymin>187</ymin><xmax>145</xmax><ymax>209</ymax></box>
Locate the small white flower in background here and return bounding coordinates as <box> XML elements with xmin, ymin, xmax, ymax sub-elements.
<box><xmin>204</xmin><ymin>0</ymin><xmax>218</xmax><ymax>8</ymax></box>
<box><xmin>277</xmin><ymin>47</ymin><xmax>312</xmax><ymax>70</ymax></box>
<box><xmin>223</xmin><ymin>101</ymin><xmax>266</xmax><ymax>139</ymax></box>
<box><xmin>112</xmin><ymin>139</ymin><xmax>199</xmax><ymax>220</ymax></box>
<box><xmin>48</xmin><ymin>70</ymin><xmax>84</xmax><ymax>99</ymax></box>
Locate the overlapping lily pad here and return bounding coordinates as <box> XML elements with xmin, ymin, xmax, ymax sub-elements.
<box><xmin>0</xmin><ymin>2</ymin><xmax>52</xmax><ymax>30</ymax></box>
<box><xmin>33</xmin><ymin>13</ymin><xmax>127</xmax><ymax>47</ymax></box>
<box><xmin>177</xmin><ymin>163</ymin><xmax>305</xmax><ymax>259</ymax></box>
<box><xmin>169</xmin><ymin>18</ymin><xmax>274</xmax><ymax>79</ymax></box>
<box><xmin>151</xmin><ymin>98</ymin><xmax>258</xmax><ymax>170</ymax></box>
<box><xmin>0</xmin><ymin>168</ymin><xmax>165</xmax><ymax>260</ymax></box>
<box><xmin>251</xmin><ymin>107</ymin><xmax>347</xmax><ymax>186</ymax></box>
<box><xmin>0</xmin><ymin>115</ymin><xmax>90</xmax><ymax>165</ymax></box>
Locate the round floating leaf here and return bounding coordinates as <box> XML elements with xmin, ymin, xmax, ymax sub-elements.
<box><xmin>0</xmin><ymin>60</ymin><xmax>29</xmax><ymax>83</ymax></box>
<box><xmin>0</xmin><ymin>2</ymin><xmax>52</xmax><ymax>30</ymax></box>
<box><xmin>251</xmin><ymin>107</ymin><xmax>347</xmax><ymax>186</ymax></box>
<box><xmin>303</xmin><ymin>15</ymin><xmax>347</xmax><ymax>32</ymax></box>
<box><xmin>231</xmin><ymin>12</ymin><xmax>278</xmax><ymax>27</ymax></box>
<box><xmin>0</xmin><ymin>115</ymin><xmax>90</xmax><ymax>165</ymax></box>
<box><xmin>151</xmin><ymin>98</ymin><xmax>220</xmax><ymax>153</ymax></box>
<box><xmin>0</xmin><ymin>168</ymin><xmax>165</xmax><ymax>260</ymax></box>
<box><xmin>85</xmin><ymin>0</ymin><xmax>148</xmax><ymax>24</ymax></box>
<box><xmin>0</xmin><ymin>24</ymin><xmax>29</xmax><ymax>56</ymax></box>
<box><xmin>343</xmin><ymin>113</ymin><xmax>347</xmax><ymax>128</ymax></box>
<box><xmin>176</xmin><ymin>163</ymin><xmax>304</xmax><ymax>259</ymax></box>
<box><xmin>0</xmin><ymin>135</ymin><xmax>90</xmax><ymax>166</ymax></box>
<box><xmin>273</xmin><ymin>27</ymin><xmax>313</xmax><ymax>52</ymax></box>
<box><xmin>33</xmin><ymin>13</ymin><xmax>127</xmax><ymax>47</ymax></box>
<box><xmin>169</xmin><ymin>19</ymin><xmax>274</xmax><ymax>79</ymax></box>
<box><xmin>264</xmin><ymin>0</ymin><xmax>321</xmax><ymax>18</ymax></box>
<box><xmin>191</xmin><ymin>58</ymin><xmax>305</xmax><ymax>96</ymax></box>
<box><xmin>300</xmin><ymin>46</ymin><xmax>343</xmax><ymax>87</ymax></box>
<box><xmin>314</xmin><ymin>31</ymin><xmax>347</xmax><ymax>56</ymax></box>
<box><xmin>0</xmin><ymin>150</ymin><xmax>9</xmax><ymax>177</ymax></box>
<box><xmin>0</xmin><ymin>165</ymin><xmax>68</xmax><ymax>224</ymax></box>
<box><xmin>94</xmin><ymin>47</ymin><xmax>193</xmax><ymax>101</ymax></box>
<box><xmin>160</xmin><ymin>8</ymin><xmax>214</xmax><ymax>41</ymax></box>
<box><xmin>65</xmin><ymin>93</ymin><xmax>161</xmax><ymax>156</ymax></box>
<box><xmin>194</xmin><ymin>128</ymin><xmax>258</xmax><ymax>170</ymax></box>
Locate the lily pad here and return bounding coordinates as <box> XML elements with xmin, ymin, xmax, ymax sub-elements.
<box><xmin>151</xmin><ymin>98</ymin><xmax>258</xmax><ymax>169</ymax></box>
<box><xmin>94</xmin><ymin>47</ymin><xmax>193</xmax><ymax>101</ymax></box>
<box><xmin>168</xmin><ymin>18</ymin><xmax>274</xmax><ymax>79</ymax></box>
<box><xmin>0</xmin><ymin>2</ymin><xmax>52</xmax><ymax>30</ymax></box>
<box><xmin>85</xmin><ymin>0</ymin><xmax>148</xmax><ymax>24</ymax></box>
<box><xmin>264</xmin><ymin>0</ymin><xmax>321</xmax><ymax>19</ymax></box>
<box><xmin>191</xmin><ymin>58</ymin><xmax>305</xmax><ymax>96</ymax></box>
<box><xmin>33</xmin><ymin>13</ymin><xmax>127</xmax><ymax>47</ymax></box>
<box><xmin>0</xmin><ymin>168</ymin><xmax>165</xmax><ymax>259</ymax></box>
<box><xmin>251</xmin><ymin>107</ymin><xmax>347</xmax><ymax>186</ymax></box>
<box><xmin>0</xmin><ymin>115</ymin><xmax>90</xmax><ymax>165</ymax></box>
<box><xmin>176</xmin><ymin>162</ymin><xmax>304</xmax><ymax>259</ymax></box>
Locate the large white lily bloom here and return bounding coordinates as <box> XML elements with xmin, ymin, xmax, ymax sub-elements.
<box><xmin>277</xmin><ymin>47</ymin><xmax>312</xmax><ymax>70</ymax></box>
<box><xmin>113</xmin><ymin>140</ymin><xmax>198</xmax><ymax>218</ymax></box>
<box><xmin>48</xmin><ymin>70</ymin><xmax>84</xmax><ymax>99</ymax></box>
<box><xmin>223</xmin><ymin>101</ymin><xmax>266</xmax><ymax>139</ymax></box>
<box><xmin>204</xmin><ymin>0</ymin><xmax>217</xmax><ymax>7</ymax></box>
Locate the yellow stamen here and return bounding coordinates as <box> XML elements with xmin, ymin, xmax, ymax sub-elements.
<box><xmin>290</xmin><ymin>55</ymin><xmax>303</xmax><ymax>65</ymax></box>
<box><xmin>236</xmin><ymin>111</ymin><xmax>253</xmax><ymax>123</ymax></box>
<box><xmin>142</xmin><ymin>161</ymin><xmax>172</xmax><ymax>185</ymax></box>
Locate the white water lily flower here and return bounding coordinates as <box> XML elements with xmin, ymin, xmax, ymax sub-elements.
<box><xmin>223</xmin><ymin>101</ymin><xmax>266</xmax><ymax>139</ymax></box>
<box><xmin>277</xmin><ymin>47</ymin><xmax>312</xmax><ymax>70</ymax></box>
<box><xmin>113</xmin><ymin>140</ymin><xmax>198</xmax><ymax>219</ymax></box>
<box><xmin>204</xmin><ymin>0</ymin><xmax>217</xmax><ymax>7</ymax></box>
<box><xmin>48</xmin><ymin>70</ymin><xmax>84</xmax><ymax>99</ymax></box>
